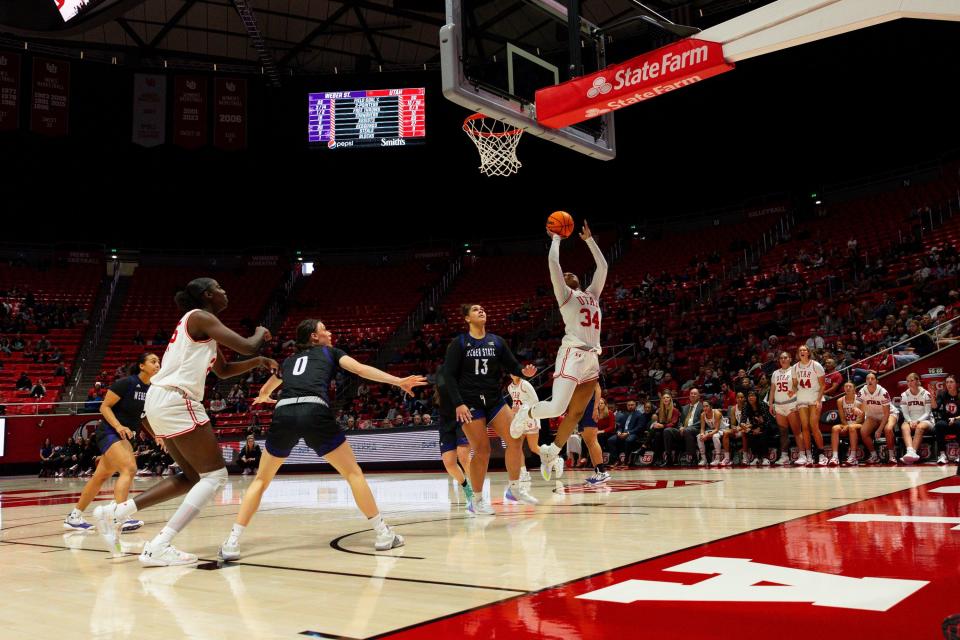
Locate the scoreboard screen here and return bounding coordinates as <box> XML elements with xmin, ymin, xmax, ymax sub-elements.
<box><xmin>307</xmin><ymin>87</ymin><xmax>425</xmax><ymax>149</ymax></box>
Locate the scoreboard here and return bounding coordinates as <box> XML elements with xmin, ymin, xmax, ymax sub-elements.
<box><xmin>307</xmin><ymin>87</ymin><xmax>425</xmax><ymax>149</ymax></box>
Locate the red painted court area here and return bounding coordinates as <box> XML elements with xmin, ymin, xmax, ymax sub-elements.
<box><xmin>382</xmin><ymin>476</ymin><xmax>960</xmax><ymax>639</ymax></box>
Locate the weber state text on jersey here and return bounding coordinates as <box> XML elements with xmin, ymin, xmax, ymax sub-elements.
<box><xmin>442</xmin><ymin>333</ymin><xmax>523</xmax><ymax>403</ymax></box>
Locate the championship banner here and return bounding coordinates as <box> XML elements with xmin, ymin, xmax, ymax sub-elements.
<box><xmin>173</xmin><ymin>75</ymin><xmax>207</xmax><ymax>149</ymax></box>
<box><xmin>30</xmin><ymin>57</ymin><xmax>70</xmax><ymax>136</ymax></box>
<box><xmin>0</xmin><ymin>52</ymin><xmax>21</xmax><ymax>132</ymax></box>
<box><xmin>535</xmin><ymin>39</ymin><xmax>733</xmax><ymax>129</ymax></box>
<box><xmin>213</xmin><ymin>78</ymin><xmax>247</xmax><ymax>151</ymax></box>
<box><xmin>132</xmin><ymin>74</ymin><xmax>167</xmax><ymax>147</ymax></box>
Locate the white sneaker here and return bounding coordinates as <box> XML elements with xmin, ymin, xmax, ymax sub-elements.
<box><xmin>845</xmin><ymin>455</ymin><xmax>858</xmax><ymax>466</ymax></box>
<box><xmin>509</xmin><ymin>406</ymin><xmax>531</xmax><ymax>439</ymax></box>
<box><xmin>697</xmin><ymin>457</ymin><xmax>707</xmax><ymax>467</ymax></box>
<box><xmin>889</xmin><ymin>454</ymin><xmax>899</xmax><ymax>464</ymax></box>
<box><xmin>866</xmin><ymin>452</ymin><xmax>880</xmax><ymax>464</ymax></box>
<box><xmin>374</xmin><ymin>527</ymin><xmax>405</xmax><ymax>551</ymax></box>
<box><xmin>720</xmin><ymin>457</ymin><xmax>733</xmax><ymax>467</ymax></box>
<box><xmin>219</xmin><ymin>539</ymin><xmax>240</xmax><ymax>561</ymax></box>
<box><xmin>519</xmin><ymin>468</ymin><xmax>532</xmax><ymax>483</ymax></box>
<box><xmin>92</xmin><ymin>503</ymin><xmax>121</xmax><ymax>555</ymax></box>
<box><xmin>937</xmin><ymin>452</ymin><xmax>948</xmax><ymax>465</ymax></box>
<box><xmin>139</xmin><ymin>541</ymin><xmax>198</xmax><ymax>567</ymax></box>
<box><xmin>776</xmin><ymin>454</ymin><xmax>790</xmax><ymax>465</ymax></box>
<box><xmin>467</xmin><ymin>496</ymin><xmax>495</xmax><ymax>516</ymax></box>
<box><xmin>504</xmin><ymin>485</ymin><xmax>539</xmax><ymax>505</ymax></box>
<box><xmin>553</xmin><ymin>457</ymin><xmax>564</xmax><ymax>479</ymax></box>
<box><xmin>761</xmin><ymin>459</ymin><xmax>771</xmax><ymax>467</ymax></box>
<box><xmin>585</xmin><ymin>471</ymin><xmax>611</xmax><ymax>485</ymax></box>
<box><xmin>818</xmin><ymin>454</ymin><xmax>829</xmax><ymax>466</ymax></box>
<box><xmin>63</xmin><ymin>511</ymin><xmax>95</xmax><ymax>532</ymax></box>
<box><xmin>901</xmin><ymin>450</ymin><xmax>919</xmax><ymax>464</ymax></box>
<box><xmin>794</xmin><ymin>454</ymin><xmax>807</xmax><ymax>466</ymax></box>
<box><xmin>828</xmin><ymin>456</ymin><xmax>839</xmax><ymax>467</ymax></box>
<box><xmin>539</xmin><ymin>444</ymin><xmax>560</xmax><ymax>480</ymax></box>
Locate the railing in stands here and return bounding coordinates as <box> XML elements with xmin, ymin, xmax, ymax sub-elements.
<box><xmin>64</xmin><ymin>266</ymin><xmax>122</xmax><ymax>408</ymax></box>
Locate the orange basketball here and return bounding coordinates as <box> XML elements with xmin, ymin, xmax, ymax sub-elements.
<box><xmin>547</xmin><ymin>211</ymin><xmax>574</xmax><ymax>238</ymax></box>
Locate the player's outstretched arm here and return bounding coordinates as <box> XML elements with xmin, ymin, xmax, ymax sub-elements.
<box><xmin>547</xmin><ymin>231</ymin><xmax>573</xmax><ymax>304</ymax></box>
<box><xmin>338</xmin><ymin>355</ymin><xmax>428</xmax><ymax>397</ymax></box>
<box><xmin>581</xmin><ymin>221</ymin><xmax>608</xmax><ymax>298</ymax></box>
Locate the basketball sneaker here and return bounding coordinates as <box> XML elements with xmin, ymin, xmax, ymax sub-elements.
<box><xmin>63</xmin><ymin>509</ymin><xmax>95</xmax><ymax>531</ymax></box>
<box><xmin>139</xmin><ymin>541</ymin><xmax>198</xmax><ymax>567</ymax></box>
<box><xmin>818</xmin><ymin>454</ymin><xmax>829</xmax><ymax>466</ymax></box>
<box><xmin>553</xmin><ymin>457</ymin><xmax>564</xmax><ymax>479</ymax></box>
<box><xmin>92</xmin><ymin>502</ymin><xmax>122</xmax><ymax>556</ymax></box>
<box><xmin>937</xmin><ymin>452</ymin><xmax>948</xmax><ymax>465</ymax></box>
<box><xmin>463</xmin><ymin>480</ymin><xmax>475</xmax><ymax>503</ymax></box>
<box><xmin>121</xmin><ymin>519</ymin><xmax>144</xmax><ymax>533</ymax></box>
<box><xmin>901</xmin><ymin>449</ymin><xmax>920</xmax><ymax>464</ymax></box>
<box><xmin>888</xmin><ymin>452</ymin><xmax>899</xmax><ymax>464</ymax></box>
<box><xmin>761</xmin><ymin>458</ymin><xmax>771</xmax><ymax>467</ymax></box>
<box><xmin>828</xmin><ymin>455</ymin><xmax>839</xmax><ymax>467</ymax></box>
<box><xmin>519</xmin><ymin>468</ymin><xmax>532</xmax><ymax>483</ymax></box>
<box><xmin>585</xmin><ymin>471</ymin><xmax>611</xmax><ymax>486</ymax></box>
<box><xmin>509</xmin><ymin>407</ymin><xmax>531</xmax><ymax>439</ymax></box>
<box><xmin>845</xmin><ymin>454</ymin><xmax>858</xmax><ymax>466</ymax></box>
<box><xmin>776</xmin><ymin>453</ymin><xmax>791</xmax><ymax>465</ymax></box>
<box><xmin>467</xmin><ymin>496</ymin><xmax>495</xmax><ymax>516</ymax></box>
<box><xmin>794</xmin><ymin>454</ymin><xmax>808</xmax><ymax>466</ymax></box>
<box><xmin>374</xmin><ymin>527</ymin><xmax>405</xmax><ymax>551</ymax></box>
<box><xmin>720</xmin><ymin>457</ymin><xmax>733</xmax><ymax>467</ymax></box>
<box><xmin>219</xmin><ymin>540</ymin><xmax>240</xmax><ymax>562</ymax></box>
<box><xmin>539</xmin><ymin>443</ymin><xmax>560</xmax><ymax>480</ymax></box>
<box><xmin>503</xmin><ymin>485</ymin><xmax>539</xmax><ymax>505</ymax></box>
<box><xmin>866</xmin><ymin>452</ymin><xmax>880</xmax><ymax>464</ymax></box>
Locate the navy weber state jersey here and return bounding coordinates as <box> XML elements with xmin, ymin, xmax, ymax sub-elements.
<box><xmin>278</xmin><ymin>346</ymin><xmax>348</xmax><ymax>404</ymax></box>
<box><xmin>104</xmin><ymin>375</ymin><xmax>150</xmax><ymax>429</ymax></box>
<box><xmin>441</xmin><ymin>332</ymin><xmax>522</xmax><ymax>406</ymax></box>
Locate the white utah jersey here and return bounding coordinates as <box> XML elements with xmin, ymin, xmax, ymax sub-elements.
<box><xmin>548</xmin><ymin>235</ymin><xmax>607</xmax><ymax>354</ymax></box>
<box><xmin>793</xmin><ymin>360</ymin><xmax>825</xmax><ymax>393</ymax></box>
<box><xmin>508</xmin><ymin>378</ymin><xmax>538</xmax><ymax>410</ymax></box>
<box><xmin>771</xmin><ymin>367</ymin><xmax>795</xmax><ymax>404</ymax></box>
<box><xmin>857</xmin><ymin>384</ymin><xmax>891</xmax><ymax>418</ymax></box>
<box><xmin>839</xmin><ymin>396</ymin><xmax>861</xmax><ymax>423</ymax></box>
<box><xmin>559</xmin><ymin>289</ymin><xmax>602</xmax><ymax>353</ymax></box>
<box><xmin>899</xmin><ymin>387</ymin><xmax>932</xmax><ymax>422</ymax></box>
<box><xmin>150</xmin><ymin>309</ymin><xmax>218</xmax><ymax>401</ymax></box>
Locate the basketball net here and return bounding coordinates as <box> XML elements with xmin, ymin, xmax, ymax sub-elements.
<box><xmin>462</xmin><ymin>114</ymin><xmax>523</xmax><ymax>177</ymax></box>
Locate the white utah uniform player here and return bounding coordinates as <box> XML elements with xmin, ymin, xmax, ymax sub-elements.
<box><xmin>144</xmin><ymin>309</ymin><xmax>218</xmax><ymax>438</ymax></box>
<box><xmin>771</xmin><ymin>367</ymin><xmax>797</xmax><ymax>417</ymax></box>
<box><xmin>508</xmin><ymin>376</ymin><xmax>543</xmax><ymax>481</ymax></box>
<box><xmin>509</xmin><ymin>219</ymin><xmax>607</xmax><ymax>480</ymax></box>
<box><xmin>793</xmin><ymin>359</ymin><xmax>825</xmax><ymax>408</ymax></box>
<box><xmin>899</xmin><ymin>372</ymin><xmax>933</xmax><ymax>464</ymax></box>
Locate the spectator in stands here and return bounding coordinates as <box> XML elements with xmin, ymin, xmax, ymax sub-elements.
<box><xmin>236</xmin><ymin>435</ymin><xmax>261</xmax><ymax>475</ymax></box>
<box><xmin>39</xmin><ymin>437</ymin><xmax>55</xmax><ymax>477</ymax></box>
<box><xmin>393</xmin><ymin>415</ymin><xmax>406</xmax><ymax>428</ymax></box>
<box><xmin>823</xmin><ymin>358</ymin><xmax>843</xmax><ymax>397</ymax></box>
<box><xmin>15</xmin><ymin>372</ymin><xmax>31</xmax><ymax>391</ymax></box>
<box><xmin>133</xmin><ymin>330</ymin><xmax>146</xmax><ymax>345</ymax></box>
<box><xmin>806</xmin><ymin>330</ymin><xmax>825</xmax><ymax>353</ymax></box>
<box><xmin>0</xmin><ymin>337</ymin><xmax>10</xmax><ymax>355</ymax></box>
<box><xmin>651</xmin><ymin>393</ymin><xmax>681</xmax><ymax>466</ymax></box>
<box><xmin>208</xmin><ymin>392</ymin><xmax>227</xmax><ymax>415</ymax></box>
<box><xmin>657</xmin><ymin>372</ymin><xmax>679</xmax><ymax>397</ymax></box>
<box><xmin>30</xmin><ymin>379</ymin><xmax>46</xmax><ymax>399</ymax></box>
<box><xmin>665</xmin><ymin>388</ymin><xmax>702</xmax><ymax>466</ymax></box>
<box><xmin>346</xmin><ymin>416</ymin><xmax>356</xmax><ymax>430</ymax></box>
<box><xmin>421</xmin><ymin>414</ymin><xmax>433</xmax><ymax>426</ymax></box>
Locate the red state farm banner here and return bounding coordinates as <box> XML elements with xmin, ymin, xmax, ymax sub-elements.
<box><xmin>30</xmin><ymin>57</ymin><xmax>70</xmax><ymax>136</ymax></box>
<box><xmin>213</xmin><ymin>77</ymin><xmax>247</xmax><ymax>151</ymax></box>
<box><xmin>535</xmin><ymin>39</ymin><xmax>733</xmax><ymax>129</ymax></box>
<box><xmin>0</xmin><ymin>52</ymin><xmax>21</xmax><ymax>132</ymax></box>
<box><xmin>173</xmin><ymin>75</ymin><xmax>208</xmax><ymax>149</ymax></box>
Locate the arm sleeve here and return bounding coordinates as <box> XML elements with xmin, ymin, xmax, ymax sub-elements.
<box><xmin>441</xmin><ymin>339</ymin><xmax>465</xmax><ymax>407</ymax></box>
<box><xmin>585</xmin><ymin>237</ymin><xmax>608</xmax><ymax>299</ymax></box>
<box><xmin>521</xmin><ymin>380</ymin><xmax>539</xmax><ymax>406</ymax></box>
<box><xmin>548</xmin><ymin>235</ymin><xmax>574</xmax><ymax>306</ymax></box>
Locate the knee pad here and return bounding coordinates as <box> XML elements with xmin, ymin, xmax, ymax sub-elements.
<box><xmin>199</xmin><ymin>466</ymin><xmax>228</xmax><ymax>490</ymax></box>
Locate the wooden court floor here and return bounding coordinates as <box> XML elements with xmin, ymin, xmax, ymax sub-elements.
<box><xmin>2</xmin><ymin>465</ymin><xmax>959</xmax><ymax>639</ymax></box>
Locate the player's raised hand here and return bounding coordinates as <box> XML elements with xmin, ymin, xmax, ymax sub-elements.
<box><xmin>256</xmin><ymin>326</ymin><xmax>273</xmax><ymax>342</ymax></box>
<box><xmin>397</xmin><ymin>375</ymin><xmax>428</xmax><ymax>397</ymax></box>
<box><xmin>252</xmin><ymin>394</ymin><xmax>277</xmax><ymax>406</ymax></box>
<box><xmin>522</xmin><ymin>364</ymin><xmax>536</xmax><ymax>377</ymax></box>
<box><xmin>579</xmin><ymin>220</ymin><xmax>592</xmax><ymax>241</ymax></box>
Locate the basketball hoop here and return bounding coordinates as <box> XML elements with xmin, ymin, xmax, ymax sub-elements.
<box><xmin>462</xmin><ymin>113</ymin><xmax>523</xmax><ymax>177</ymax></box>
